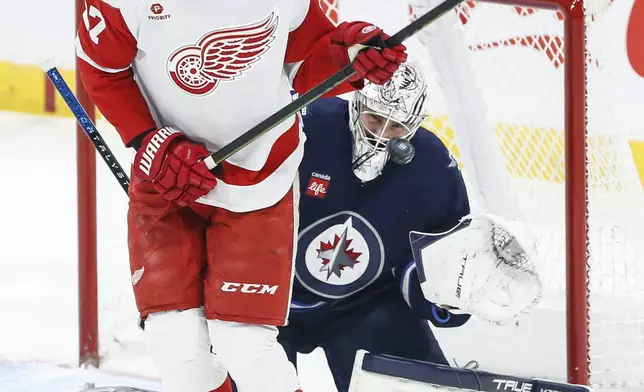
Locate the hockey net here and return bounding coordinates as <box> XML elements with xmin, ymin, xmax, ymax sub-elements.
<box><xmin>316</xmin><ymin>0</ymin><xmax>644</xmax><ymax>390</ymax></box>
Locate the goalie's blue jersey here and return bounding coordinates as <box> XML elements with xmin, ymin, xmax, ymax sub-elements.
<box><xmin>292</xmin><ymin>97</ymin><xmax>471</xmax><ymax>327</ymax></box>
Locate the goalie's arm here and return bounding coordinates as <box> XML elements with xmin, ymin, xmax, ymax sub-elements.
<box><xmin>391</xmin><ymin>134</ymin><xmax>472</xmax><ymax>327</ymax></box>
<box><xmin>394</xmin><ymin>260</ymin><xmax>471</xmax><ymax>328</ymax></box>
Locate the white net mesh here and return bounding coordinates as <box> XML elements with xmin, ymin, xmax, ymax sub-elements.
<box><xmin>318</xmin><ymin>0</ymin><xmax>644</xmax><ymax>389</ymax></box>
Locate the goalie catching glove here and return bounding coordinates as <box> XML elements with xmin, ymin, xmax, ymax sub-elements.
<box><xmin>409</xmin><ymin>212</ymin><xmax>542</xmax><ymax>325</ymax></box>
<box><xmin>133</xmin><ymin>127</ymin><xmax>218</xmax><ymax>206</ymax></box>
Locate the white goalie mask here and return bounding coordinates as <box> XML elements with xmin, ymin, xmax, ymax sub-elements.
<box><xmin>349</xmin><ymin>62</ymin><xmax>429</xmax><ymax>182</ymax></box>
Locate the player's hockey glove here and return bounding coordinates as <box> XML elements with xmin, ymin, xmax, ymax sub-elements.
<box><xmin>133</xmin><ymin>127</ymin><xmax>217</xmax><ymax>206</ymax></box>
<box><xmin>329</xmin><ymin>21</ymin><xmax>408</xmax><ymax>85</ymax></box>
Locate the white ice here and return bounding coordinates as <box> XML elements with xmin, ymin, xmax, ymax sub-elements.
<box><xmin>0</xmin><ymin>362</ymin><xmax>160</xmax><ymax>392</ymax></box>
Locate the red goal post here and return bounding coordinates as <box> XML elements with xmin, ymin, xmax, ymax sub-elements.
<box><xmin>75</xmin><ymin>0</ymin><xmax>99</xmax><ymax>369</ymax></box>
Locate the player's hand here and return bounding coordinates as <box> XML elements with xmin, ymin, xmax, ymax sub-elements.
<box><xmin>133</xmin><ymin>127</ymin><xmax>218</xmax><ymax>206</ymax></box>
<box><xmin>329</xmin><ymin>21</ymin><xmax>408</xmax><ymax>85</ymax></box>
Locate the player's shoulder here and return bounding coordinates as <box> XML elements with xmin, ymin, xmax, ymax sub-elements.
<box><xmin>94</xmin><ymin>0</ymin><xmax>144</xmax><ymax>11</ymax></box>
<box><xmin>301</xmin><ymin>97</ymin><xmax>351</xmax><ymax>137</ymax></box>
<box><xmin>303</xmin><ymin>96</ymin><xmax>350</xmax><ymax>119</ymax></box>
<box><xmin>410</xmin><ymin>127</ymin><xmax>458</xmax><ymax>169</ymax></box>
<box><xmin>396</xmin><ymin>128</ymin><xmax>467</xmax><ymax>210</ymax></box>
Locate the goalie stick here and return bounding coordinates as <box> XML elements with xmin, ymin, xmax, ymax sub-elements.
<box><xmin>47</xmin><ymin>0</ymin><xmax>464</xmax><ymax>192</ymax></box>
<box><xmin>350</xmin><ymin>350</ymin><xmax>594</xmax><ymax>392</ymax></box>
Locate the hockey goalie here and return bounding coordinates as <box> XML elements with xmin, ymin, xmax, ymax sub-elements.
<box><xmin>278</xmin><ymin>61</ymin><xmax>544</xmax><ymax>392</ymax></box>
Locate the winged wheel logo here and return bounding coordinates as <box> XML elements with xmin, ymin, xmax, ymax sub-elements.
<box><xmin>167</xmin><ymin>12</ymin><xmax>279</xmax><ymax>96</ymax></box>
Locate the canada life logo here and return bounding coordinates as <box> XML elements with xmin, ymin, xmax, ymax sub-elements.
<box><xmin>167</xmin><ymin>12</ymin><xmax>279</xmax><ymax>96</ymax></box>
<box><xmin>306</xmin><ymin>172</ymin><xmax>331</xmax><ymax>199</ymax></box>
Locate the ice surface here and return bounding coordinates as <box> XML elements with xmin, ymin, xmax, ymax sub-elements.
<box><xmin>0</xmin><ymin>362</ymin><xmax>160</xmax><ymax>392</ymax></box>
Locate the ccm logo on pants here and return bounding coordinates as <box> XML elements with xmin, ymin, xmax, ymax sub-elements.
<box><xmin>221</xmin><ymin>282</ymin><xmax>279</xmax><ymax>295</ymax></box>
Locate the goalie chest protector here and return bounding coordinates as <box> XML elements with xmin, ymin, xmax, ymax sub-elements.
<box><xmin>292</xmin><ymin>97</ymin><xmax>469</xmax><ymax>311</ymax></box>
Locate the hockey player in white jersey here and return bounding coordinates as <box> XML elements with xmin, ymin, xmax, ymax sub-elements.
<box><xmin>75</xmin><ymin>0</ymin><xmax>407</xmax><ymax>391</ymax></box>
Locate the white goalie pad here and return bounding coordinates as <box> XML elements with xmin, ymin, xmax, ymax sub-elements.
<box><xmin>410</xmin><ymin>212</ymin><xmax>542</xmax><ymax>325</ymax></box>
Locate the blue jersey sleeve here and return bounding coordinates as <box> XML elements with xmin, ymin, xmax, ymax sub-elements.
<box><xmin>390</xmin><ymin>129</ymin><xmax>471</xmax><ymax>328</ymax></box>
<box><xmin>394</xmin><ymin>260</ymin><xmax>470</xmax><ymax>328</ymax></box>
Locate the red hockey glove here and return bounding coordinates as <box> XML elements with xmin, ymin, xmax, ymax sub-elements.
<box><xmin>329</xmin><ymin>21</ymin><xmax>408</xmax><ymax>85</ymax></box>
<box><xmin>133</xmin><ymin>127</ymin><xmax>218</xmax><ymax>206</ymax></box>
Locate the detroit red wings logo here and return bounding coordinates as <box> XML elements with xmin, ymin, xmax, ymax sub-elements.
<box><xmin>167</xmin><ymin>12</ymin><xmax>279</xmax><ymax>96</ymax></box>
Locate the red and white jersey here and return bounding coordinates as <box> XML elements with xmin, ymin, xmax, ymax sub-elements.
<box><xmin>76</xmin><ymin>0</ymin><xmax>355</xmax><ymax>212</ymax></box>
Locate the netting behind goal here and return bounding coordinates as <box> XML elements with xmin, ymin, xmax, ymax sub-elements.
<box><xmin>318</xmin><ymin>0</ymin><xmax>644</xmax><ymax>389</ymax></box>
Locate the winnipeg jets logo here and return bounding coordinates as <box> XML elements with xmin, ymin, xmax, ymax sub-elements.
<box><xmin>167</xmin><ymin>12</ymin><xmax>279</xmax><ymax>96</ymax></box>
<box><xmin>317</xmin><ymin>224</ymin><xmax>362</xmax><ymax>280</ymax></box>
<box><xmin>448</xmin><ymin>151</ymin><xmax>458</xmax><ymax>169</ymax></box>
<box><xmin>296</xmin><ymin>212</ymin><xmax>385</xmax><ymax>299</ymax></box>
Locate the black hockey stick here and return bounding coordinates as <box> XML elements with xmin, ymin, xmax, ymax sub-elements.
<box><xmin>46</xmin><ymin>67</ymin><xmax>131</xmax><ymax>195</ymax></box>
<box><xmin>202</xmin><ymin>0</ymin><xmax>464</xmax><ymax>171</ymax></box>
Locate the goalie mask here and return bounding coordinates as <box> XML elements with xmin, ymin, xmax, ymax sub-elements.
<box><xmin>349</xmin><ymin>62</ymin><xmax>429</xmax><ymax>182</ymax></box>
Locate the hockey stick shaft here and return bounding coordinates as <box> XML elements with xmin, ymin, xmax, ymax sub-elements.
<box><xmin>45</xmin><ymin>67</ymin><xmax>130</xmax><ymax>195</ymax></box>
<box><xmin>204</xmin><ymin>0</ymin><xmax>464</xmax><ymax>169</ymax></box>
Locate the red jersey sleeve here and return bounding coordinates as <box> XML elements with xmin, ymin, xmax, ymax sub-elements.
<box><xmin>76</xmin><ymin>0</ymin><xmax>157</xmax><ymax>146</ymax></box>
<box><xmin>285</xmin><ymin>0</ymin><xmax>363</xmax><ymax>96</ymax></box>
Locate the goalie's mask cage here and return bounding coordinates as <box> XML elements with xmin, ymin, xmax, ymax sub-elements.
<box><xmin>349</xmin><ymin>62</ymin><xmax>429</xmax><ymax>182</ymax></box>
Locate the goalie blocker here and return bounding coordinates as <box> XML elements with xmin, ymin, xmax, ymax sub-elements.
<box><xmin>349</xmin><ymin>350</ymin><xmax>594</xmax><ymax>392</ymax></box>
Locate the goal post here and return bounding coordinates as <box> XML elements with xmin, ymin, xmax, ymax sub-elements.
<box><xmin>76</xmin><ymin>0</ymin><xmax>99</xmax><ymax>368</ymax></box>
